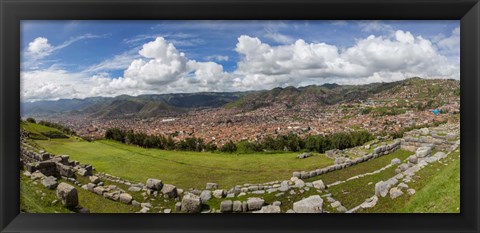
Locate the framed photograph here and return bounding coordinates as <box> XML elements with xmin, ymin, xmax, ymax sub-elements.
<box><xmin>1</xmin><ymin>0</ymin><xmax>479</xmax><ymax>232</ymax></box>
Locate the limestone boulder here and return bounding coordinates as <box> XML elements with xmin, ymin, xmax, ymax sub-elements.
<box><xmin>161</xmin><ymin>184</ymin><xmax>177</xmax><ymax>198</ymax></box>
<box><xmin>41</xmin><ymin>176</ymin><xmax>58</xmax><ymax>189</ymax></box>
<box><xmin>86</xmin><ymin>183</ymin><xmax>96</xmax><ymax>192</ymax></box>
<box><xmin>253</xmin><ymin>205</ymin><xmax>281</xmax><ymax>213</ymax></box>
<box><xmin>391</xmin><ymin>158</ymin><xmax>401</xmax><ymax>165</ymax></box>
<box><xmin>374</xmin><ymin>181</ymin><xmax>389</xmax><ymax>197</ymax></box>
<box><xmin>77</xmin><ymin>168</ymin><xmax>91</xmax><ymax>177</ymax></box>
<box><xmin>312</xmin><ymin>180</ymin><xmax>325</xmax><ymax>190</ymax></box>
<box><xmin>232</xmin><ymin>200</ymin><xmax>243</xmax><ymax>212</ymax></box>
<box><xmin>389</xmin><ymin>187</ymin><xmax>404</xmax><ymax>199</ymax></box>
<box><xmin>293</xmin><ymin>195</ymin><xmax>323</xmax><ymax>213</ymax></box>
<box><xmin>200</xmin><ymin>190</ymin><xmax>212</xmax><ymax>203</ymax></box>
<box><xmin>119</xmin><ymin>193</ymin><xmax>133</xmax><ymax>204</ymax></box>
<box><xmin>56</xmin><ymin>182</ymin><xmax>78</xmax><ymax>207</ymax></box>
<box><xmin>212</xmin><ymin>189</ymin><xmax>225</xmax><ymax>198</ymax></box>
<box><xmin>146</xmin><ymin>178</ymin><xmax>163</xmax><ymax>191</ymax></box>
<box><xmin>220</xmin><ymin>200</ymin><xmax>233</xmax><ymax>212</ymax></box>
<box><xmin>181</xmin><ymin>193</ymin><xmax>202</xmax><ymax>213</ymax></box>
<box><xmin>89</xmin><ymin>176</ymin><xmax>101</xmax><ymax>184</ymax></box>
<box><xmin>30</xmin><ymin>171</ymin><xmax>46</xmax><ymax>180</ymax></box>
<box><xmin>294</xmin><ymin>179</ymin><xmax>305</xmax><ymax>188</ymax></box>
<box><xmin>408</xmin><ymin>155</ymin><xmax>418</xmax><ymax>164</ymax></box>
<box><xmin>246</xmin><ymin>197</ymin><xmax>265</xmax><ymax>211</ymax></box>
<box><xmin>292</xmin><ymin>172</ymin><xmax>301</xmax><ymax>178</ymax></box>
<box><xmin>416</xmin><ymin>146</ymin><xmax>432</xmax><ymax>158</ymax></box>
<box><xmin>407</xmin><ymin>189</ymin><xmax>416</xmax><ymax>195</ymax></box>
<box><xmin>93</xmin><ymin>186</ymin><xmax>106</xmax><ymax>195</ymax></box>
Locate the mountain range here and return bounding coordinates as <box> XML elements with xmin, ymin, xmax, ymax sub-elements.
<box><xmin>21</xmin><ymin>77</ymin><xmax>460</xmax><ymax>119</ymax></box>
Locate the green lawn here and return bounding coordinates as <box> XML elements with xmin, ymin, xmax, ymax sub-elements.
<box><xmin>34</xmin><ymin>139</ymin><xmax>334</xmax><ymax>190</ymax></box>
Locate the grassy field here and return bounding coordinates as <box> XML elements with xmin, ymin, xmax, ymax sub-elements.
<box><xmin>23</xmin><ymin>122</ymin><xmax>460</xmax><ymax>213</ymax></box>
<box><xmin>34</xmin><ymin>138</ymin><xmax>334</xmax><ymax>189</ymax></box>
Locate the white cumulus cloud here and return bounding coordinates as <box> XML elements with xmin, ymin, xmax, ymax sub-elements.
<box><xmin>21</xmin><ymin>29</ymin><xmax>459</xmax><ymax>102</ymax></box>
<box><xmin>27</xmin><ymin>37</ymin><xmax>54</xmax><ymax>60</ymax></box>
<box><xmin>231</xmin><ymin>30</ymin><xmax>458</xmax><ymax>90</ymax></box>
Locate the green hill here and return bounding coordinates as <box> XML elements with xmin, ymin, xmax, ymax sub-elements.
<box><xmin>20</xmin><ymin>122</ymin><xmax>68</xmax><ymax>140</ymax></box>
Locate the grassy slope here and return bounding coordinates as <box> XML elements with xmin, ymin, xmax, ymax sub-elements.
<box><xmin>21</xmin><ymin>122</ymin><xmax>66</xmax><ymax>140</ymax></box>
<box><xmin>20</xmin><ymin>174</ymin><xmax>73</xmax><ymax>213</ymax></box>
<box><xmin>305</xmin><ymin>149</ymin><xmax>413</xmax><ymax>185</ymax></box>
<box><xmin>400</xmin><ymin>151</ymin><xmax>460</xmax><ymax>213</ymax></box>
<box><xmin>34</xmin><ymin>139</ymin><xmax>334</xmax><ymax>189</ymax></box>
<box><xmin>304</xmin><ymin>150</ymin><xmax>413</xmax><ymax>210</ymax></box>
<box><xmin>21</xmin><ymin>173</ymin><xmax>138</xmax><ymax>213</ymax></box>
<box><xmin>359</xmin><ymin>150</ymin><xmax>460</xmax><ymax>213</ymax></box>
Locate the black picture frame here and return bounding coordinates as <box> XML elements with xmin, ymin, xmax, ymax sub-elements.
<box><xmin>1</xmin><ymin>0</ymin><xmax>479</xmax><ymax>232</ymax></box>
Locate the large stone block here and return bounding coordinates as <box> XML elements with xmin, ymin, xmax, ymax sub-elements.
<box><xmin>232</xmin><ymin>200</ymin><xmax>243</xmax><ymax>212</ymax></box>
<box><xmin>89</xmin><ymin>176</ymin><xmax>101</xmax><ymax>184</ymax></box>
<box><xmin>220</xmin><ymin>200</ymin><xmax>233</xmax><ymax>212</ymax></box>
<box><xmin>161</xmin><ymin>184</ymin><xmax>177</xmax><ymax>198</ymax></box>
<box><xmin>199</xmin><ymin>190</ymin><xmax>212</xmax><ymax>203</ymax></box>
<box><xmin>374</xmin><ymin>181</ymin><xmax>390</xmax><ymax>197</ymax></box>
<box><xmin>212</xmin><ymin>189</ymin><xmax>225</xmax><ymax>198</ymax></box>
<box><xmin>415</xmin><ymin>146</ymin><xmax>432</xmax><ymax>158</ymax></box>
<box><xmin>312</xmin><ymin>180</ymin><xmax>325</xmax><ymax>190</ymax></box>
<box><xmin>146</xmin><ymin>178</ymin><xmax>163</xmax><ymax>191</ymax></box>
<box><xmin>253</xmin><ymin>205</ymin><xmax>281</xmax><ymax>213</ymax></box>
<box><xmin>119</xmin><ymin>193</ymin><xmax>133</xmax><ymax>204</ymax></box>
<box><xmin>293</xmin><ymin>195</ymin><xmax>323</xmax><ymax>213</ymax></box>
<box><xmin>181</xmin><ymin>193</ymin><xmax>201</xmax><ymax>213</ymax></box>
<box><xmin>93</xmin><ymin>186</ymin><xmax>106</xmax><ymax>195</ymax></box>
<box><xmin>41</xmin><ymin>176</ymin><xmax>58</xmax><ymax>189</ymax></box>
<box><xmin>56</xmin><ymin>182</ymin><xmax>78</xmax><ymax>208</ymax></box>
<box><xmin>246</xmin><ymin>197</ymin><xmax>264</xmax><ymax>211</ymax></box>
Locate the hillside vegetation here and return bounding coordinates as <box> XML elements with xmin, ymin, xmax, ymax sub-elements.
<box><xmin>226</xmin><ymin>77</ymin><xmax>460</xmax><ymax>111</ymax></box>
<box><xmin>21</xmin><ymin>78</ymin><xmax>459</xmax><ymax>119</ymax></box>
<box><xmin>21</xmin><ymin>121</ymin><xmax>68</xmax><ymax>140</ymax></box>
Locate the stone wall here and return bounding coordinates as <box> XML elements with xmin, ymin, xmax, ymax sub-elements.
<box><xmin>400</xmin><ymin>124</ymin><xmax>459</xmax><ymax>152</ymax></box>
<box><xmin>400</xmin><ymin>136</ymin><xmax>455</xmax><ymax>152</ymax></box>
<box><xmin>292</xmin><ymin>140</ymin><xmax>401</xmax><ymax>180</ymax></box>
<box><xmin>22</xmin><ymin>147</ymin><xmax>84</xmax><ymax>179</ymax></box>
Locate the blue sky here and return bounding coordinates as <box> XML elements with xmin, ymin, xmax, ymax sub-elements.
<box><xmin>21</xmin><ymin>20</ymin><xmax>460</xmax><ymax>101</ymax></box>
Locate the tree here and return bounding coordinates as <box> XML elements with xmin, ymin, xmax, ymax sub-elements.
<box><xmin>165</xmin><ymin>136</ymin><xmax>176</xmax><ymax>150</ymax></box>
<box><xmin>236</xmin><ymin>140</ymin><xmax>261</xmax><ymax>153</ymax></box>
<box><xmin>26</xmin><ymin>117</ymin><xmax>36</xmax><ymax>123</ymax></box>
<box><xmin>220</xmin><ymin>140</ymin><xmax>237</xmax><ymax>153</ymax></box>
<box><xmin>305</xmin><ymin>136</ymin><xmax>320</xmax><ymax>152</ymax></box>
<box><xmin>204</xmin><ymin>142</ymin><xmax>217</xmax><ymax>152</ymax></box>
